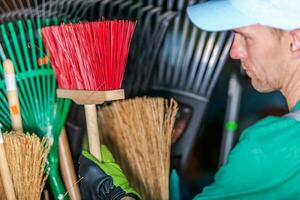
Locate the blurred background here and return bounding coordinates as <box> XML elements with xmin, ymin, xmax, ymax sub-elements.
<box><xmin>0</xmin><ymin>0</ymin><xmax>288</xmax><ymax>199</ymax></box>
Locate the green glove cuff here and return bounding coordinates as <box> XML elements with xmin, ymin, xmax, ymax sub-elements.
<box><xmin>82</xmin><ymin>146</ymin><xmax>142</xmax><ymax>200</ymax></box>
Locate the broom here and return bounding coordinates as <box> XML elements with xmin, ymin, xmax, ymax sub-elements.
<box><xmin>98</xmin><ymin>97</ymin><xmax>178</xmax><ymax>200</ymax></box>
<box><xmin>2</xmin><ymin>131</ymin><xmax>50</xmax><ymax>200</ymax></box>
<box><xmin>41</xmin><ymin>20</ymin><xmax>136</xmax><ymax>161</ymax></box>
<box><xmin>0</xmin><ymin>18</ymin><xmax>72</xmax><ymax>199</ymax></box>
<box><xmin>0</xmin><ymin>123</ymin><xmax>16</xmax><ymax>200</ymax></box>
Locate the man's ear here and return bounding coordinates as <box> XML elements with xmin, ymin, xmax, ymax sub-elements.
<box><xmin>290</xmin><ymin>29</ymin><xmax>300</xmax><ymax>58</ymax></box>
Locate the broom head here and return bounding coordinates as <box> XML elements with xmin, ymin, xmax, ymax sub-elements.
<box><xmin>41</xmin><ymin>20</ymin><xmax>136</xmax><ymax>91</ymax></box>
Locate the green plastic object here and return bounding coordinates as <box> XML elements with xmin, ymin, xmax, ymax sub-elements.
<box><xmin>0</xmin><ymin>18</ymin><xmax>71</xmax><ymax>199</ymax></box>
<box><xmin>170</xmin><ymin>169</ymin><xmax>180</xmax><ymax>200</ymax></box>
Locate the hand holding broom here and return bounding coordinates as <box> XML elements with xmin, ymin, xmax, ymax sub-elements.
<box><xmin>41</xmin><ymin>20</ymin><xmax>136</xmax><ymax>161</ymax></box>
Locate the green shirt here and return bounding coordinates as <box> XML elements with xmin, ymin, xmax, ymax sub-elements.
<box><xmin>194</xmin><ymin>101</ymin><xmax>300</xmax><ymax>200</ymax></box>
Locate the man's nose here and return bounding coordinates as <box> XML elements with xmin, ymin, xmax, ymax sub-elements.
<box><xmin>229</xmin><ymin>35</ymin><xmax>247</xmax><ymax>60</ymax></box>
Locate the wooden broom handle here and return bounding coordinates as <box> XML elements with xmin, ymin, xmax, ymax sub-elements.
<box><xmin>3</xmin><ymin>59</ymin><xmax>23</xmax><ymax>132</ymax></box>
<box><xmin>59</xmin><ymin>127</ymin><xmax>81</xmax><ymax>200</ymax></box>
<box><xmin>0</xmin><ymin>131</ymin><xmax>16</xmax><ymax>200</ymax></box>
<box><xmin>84</xmin><ymin>104</ymin><xmax>102</xmax><ymax>161</ymax></box>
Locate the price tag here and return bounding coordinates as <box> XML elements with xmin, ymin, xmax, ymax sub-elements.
<box><xmin>5</xmin><ymin>74</ymin><xmax>17</xmax><ymax>91</ymax></box>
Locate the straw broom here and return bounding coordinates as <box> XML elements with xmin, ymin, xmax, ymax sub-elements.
<box><xmin>2</xmin><ymin>131</ymin><xmax>50</xmax><ymax>200</ymax></box>
<box><xmin>0</xmin><ymin>49</ymin><xmax>50</xmax><ymax>199</ymax></box>
<box><xmin>98</xmin><ymin>97</ymin><xmax>178</xmax><ymax>200</ymax></box>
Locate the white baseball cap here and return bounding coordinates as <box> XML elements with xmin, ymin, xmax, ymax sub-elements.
<box><xmin>187</xmin><ymin>0</ymin><xmax>300</xmax><ymax>31</ymax></box>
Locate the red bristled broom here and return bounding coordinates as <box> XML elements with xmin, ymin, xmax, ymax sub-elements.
<box><xmin>41</xmin><ymin>20</ymin><xmax>136</xmax><ymax>160</ymax></box>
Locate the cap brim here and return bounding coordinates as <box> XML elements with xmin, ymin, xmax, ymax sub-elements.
<box><xmin>187</xmin><ymin>0</ymin><xmax>257</xmax><ymax>32</ymax></box>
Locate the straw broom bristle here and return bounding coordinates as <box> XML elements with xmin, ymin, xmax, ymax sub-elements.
<box><xmin>0</xmin><ymin>175</ymin><xmax>4</xmax><ymax>199</ymax></box>
<box><xmin>0</xmin><ymin>131</ymin><xmax>50</xmax><ymax>200</ymax></box>
<box><xmin>98</xmin><ymin>97</ymin><xmax>178</xmax><ymax>200</ymax></box>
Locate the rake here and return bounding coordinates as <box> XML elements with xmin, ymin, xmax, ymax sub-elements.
<box><xmin>148</xmin><ymin>0</ymin><xmax>234</xmax><ymax>170</ymax></box>
<box><xmin>0</xmin><ymin>2</ymin><xmax>88</xmax><ymax>198</ymax></box>
<box><xmin>0</xmin><ymin>18</ymin><xmax>71</xmax><ymax>199</ymax></box>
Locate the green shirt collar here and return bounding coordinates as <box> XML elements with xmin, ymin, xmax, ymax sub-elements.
<box><xmin>291</xmin><ymin>101</ymin><xmax>300</xmax><ymax>111</ymax></box>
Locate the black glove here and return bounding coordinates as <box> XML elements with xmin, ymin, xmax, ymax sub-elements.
<box><xmin>79</xmin><ymin>146</ymin><xmax>141</xmax><ymax>200</ymax></box>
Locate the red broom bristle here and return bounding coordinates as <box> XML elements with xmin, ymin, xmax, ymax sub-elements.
<box><xmin>41</xmin><ymin>20</ymin><xmax>136</xmax><ymax>90</ymax></box>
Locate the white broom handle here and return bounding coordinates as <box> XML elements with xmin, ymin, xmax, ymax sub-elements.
<box><xmin>84</xmin><ymin>104</ymin><xmax>102</xmax><ymax>161</ymax></box>
<box><xmin>3</xmin><ymin>59</ymin><xmax>23</xmax><ymax>132</ymax></box>
<box><xmin>0</xmin><ymin>127</ymin><xmax>16</xmax><ymax>200</ymax></box>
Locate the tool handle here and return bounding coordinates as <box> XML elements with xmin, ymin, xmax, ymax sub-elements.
<box><xmin>59</xmin><ymin>127</ymin><xmax>81</xmax><ymax>200</ymax></box>
<box><xmin>47</xmin><ymin>151</ymin><xmax>67</xmax><ymax>200</ymax></box>
<box><xmin>84</xmin><ymin>104</ymin><xmax>102</xmax><ymax>161</ymax></box>
<box><xmin>0</xmin><ymin>134</ymin><xmax>16</xmax><ymax>200</ymax></box>
<box><xmin>3</xmin><ymin>59</ymin><xmax>23</xmax><ymax>132</ymax></box>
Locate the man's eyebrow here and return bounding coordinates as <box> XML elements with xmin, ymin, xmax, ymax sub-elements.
<box><xmin>233</xmin><ymin>30</ymin><xmax>242</xmax><ymax>34</ymax></box>
<box><xmin>233</xmin><ymin>30</ymin><xmax>251</xmax><ymax>36</ymax></box>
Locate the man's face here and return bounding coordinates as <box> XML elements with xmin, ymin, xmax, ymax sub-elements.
<box><xmin>230</xmin><ymin>24</ymin><xmax>289</xmax><ymax>92</ymax></box>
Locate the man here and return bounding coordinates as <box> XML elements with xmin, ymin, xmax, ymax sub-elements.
<box><xmin>79</xmin><ymin>0</ymin><xmax>300</xmax><ymax>199</ymax></box>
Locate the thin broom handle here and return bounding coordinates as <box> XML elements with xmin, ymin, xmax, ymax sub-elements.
<box><xmin>3</xmin><ymin>59</ymin><xmax>23</xmax><ymax>132</ymax></box>
<box><xmin>0</xmin><ymin>126</ymin><xmax>16</xmax><ymax>200</ymax></box>
<box><xmin>59</xmin><ymin>127</ymin><xmax>81</xmax><ymax>200</ymax></box>
<box><xmin>84</xmin><ymin>104</ymin><xmax>102</xmax><ymax>161</ymax></box>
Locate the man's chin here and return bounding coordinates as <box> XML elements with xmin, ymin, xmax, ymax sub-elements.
<box><xmin>251</xmin><ymin>81</ymin><xmax>274</xmax><ymax>93</ymax></box>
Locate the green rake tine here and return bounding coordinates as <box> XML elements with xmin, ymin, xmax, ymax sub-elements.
<box><xmin>18</xmin><ymin>20</ymin><xmax>42</xmax><ymax>123</ymax></box>
<box><xmin>27</xmin><ymin>19</ymin><xmax>45</xmax><ymax>124</ymax></box>
<box><xmin>8</xmin><ymin>22</ymin><xmax>39</xmax><ymax>126</ymax></box>
<box><xmin>49</xmin><ymin>73</ymin><xmax>56</xmax><ymax>136</ymax></box>
<box><xmin>44</xmin><ymin>18</ymin><xmax>55</xmax><ymax>135</ymax></box>
<box><xmin>54</xmin><ymin>99</ymin><xmax>71</xmax><ymax>137</ymax></box>
<box><xmin>37</xmin><ymin>18</ymin><xmax>48</xmax><ymax>132</ymax></box>
<box><xmin>18</xmin><ymin>20</ymin><xmax>33</xmax><ymax>71</ymax></box>
<box><xmin>53</xmin><ymin>17</ymin><xmax>59</xmax><ymax>25</ymax></box>
<box><xmin>0</xmin><ymin>25</ymin><xmax>18</xmax><ymax>72</ymax></box>
<box><xmin>0</xmin><ymin>82</ymin><xmax>10</xmax><ymax>129</ymax></box>
<box><xmin>26</xmin><ymin>20</ymin><xmax>38</xmax><ymax>70</ymax></box>
<box><xmin>0</xmin><ymin>25</ymin><xmax>34</xmax><ymax>127</ymax></box>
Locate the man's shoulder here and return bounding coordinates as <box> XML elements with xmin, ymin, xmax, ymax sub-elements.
<box><xmin>207</xmin><ymin>115</ymin><xmax>300</xmax><ymax>198</ymax></box>
<box><xmin>224</xmin><ymin>114</ymin><xmax>300</xmax><ymax>186</ymax></box>
<box><xmin>240</xmin><ymin>114</ymin><xmax>300</xmax><ymax>141</ymax></box>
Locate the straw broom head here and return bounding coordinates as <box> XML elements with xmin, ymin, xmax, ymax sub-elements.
<box><xmin>0</xmin><ymin>176</ymin><xmax>4</xmax><ymax>199</ymax></box>
<box><xmin>0</xmin><ymin>132</ymin><xmax>50</xmax><ymax>200</ymax></box>
<box><xmin>98</xmin><ymin>97</ymin><xmax>178</xmax><ymax>200</ymax></box>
